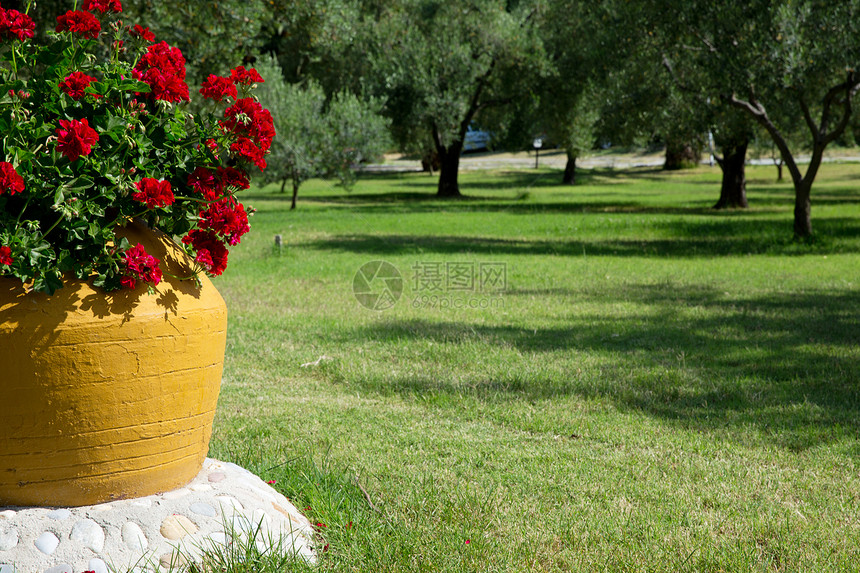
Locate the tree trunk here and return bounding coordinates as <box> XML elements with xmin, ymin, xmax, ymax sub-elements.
<box><xmin>562</xmin><ymin>152</ymin><xmax>577</xmax><ymax>185</ymax></box>
<box><xmin>664</xmin><ymin>140</ymin><xmax>700</xmax><ymax>170</ymax></box>
<box><xmin>775</xmin><ymin>160</ymin><xmax>784</xmax><ymax>182</ymax></box>
<box><xmin>291</xmin><ymin>180</ymin><xmax>299</xmax><ymax>210</ymax></box>
<box><xmin>436</xmin><ymin>144</ymin><xmax>463</xmax><ymax>198</ymax></box>
<box><xmin>280</xmin><ymin>178</ymin><xmax>288</xmax><ymax>194</ymax></box>
<box><xmin>713</xmin><ymin>141</ymin><xmax>748</xmax><ymax>209</ymax></box>
<box><xmin>794</xmin><ymin>182</ymin><xmax>812</xmax><ymax>237</ymax></box>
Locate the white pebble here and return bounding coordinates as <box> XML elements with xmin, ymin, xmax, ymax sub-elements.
<box><xmin>214</xmin><ymin>495</ymin><xmax>244</xmax><ymax>512</ymax></box>
<box><xmin>69</xmin><ymin>519</ymin><xmax>105</xmax><ymax>553</ymax></box>
<box><xmin>0</xmin><ymin>529</ymin><xmax>18</xmax><ymax>551</ymax></box>
<box><xmin>34</xmin><ymin>531</ymin><xmax>60</xmax><ymax>555</ymax></box>
<box><xmin>46</xmin><ymin>509</ymin><xmax>70</xmax><ymax>521</ymax></box>
<box><xmin>121</xmin><ymin>522</ymin><xmax>148</xmax><ymax>552</ymax></box>
<box><xmin>189</xmin><ymin>502</ymin><xmax>217</xmax><ymax>518</ymax></box>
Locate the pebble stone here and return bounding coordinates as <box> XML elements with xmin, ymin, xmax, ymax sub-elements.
<box><xmin>214</xmin><ymin>495</ymin><xmax>243</xmax><ymax>511</ymax></box>
<box><xmin>69</xmin><ymin>519</ymin><xmax>105</xmax><ymax>552</ymax></box>
<box><xmin>159</xmin><ymin>515</ymin><xmax>197</xmax><ymax>541</ymax></box>
<box><xmin>121</xmin><ymin>522</ymin><xmax>148</xmax><ymax>552</ymax></box>
<box><xmin>189</xmin><ymin>502</ymin><xmax>217</xmax><ymax>518</ymax></box>
<box><xmin>0</xmin><ymin>530</ymin><xmax>18</xmax><ymax>551</ymax></box>
<box><xmin>34</xmin><ymin>531</ymin><xmax>60</xmax><ymax>555</ymax></box>
<box><xmin>0</xmin><ymin>459</ymin><xmax>315</xmax><ymax>572</ymax></box>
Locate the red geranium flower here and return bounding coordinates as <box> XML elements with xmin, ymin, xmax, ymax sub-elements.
<box><xmin>230</xmin><ymin>66</ymin><xmax>264</xmax><ymax>85</ymax></box>
<box><xmin>230</xmin><ymin>137</ymin><xmax>267</xmax><ymax>170</ymax></box>
<box><xmin>133</xmin><ymin>178</ymin><xmax>174</xmax><ymax>208</ymax></box>
<box><xmin>55</xmin><ymin>10</ymin><xmax>101</xmax><ymax>39</ymax></box>
<box><xmin>133</xmin><ymin>68</ymin><xmax>189</xmax><ymax>102</ymax></box>
<box><xmin>182</xmin><ymin>230</ymin><xmax>229</xmax><ymax>276</ymax></box>
<box><xmin>199</xmin><ymin>197</ymin><xmax>250</xmax><ymax>246</ymax></box>
<box><xmin>130</xmin><ymin>24</ymin><xmax>155</xmax><ymax>41</ymax></box>
<box><xmin>121</xmin><ymin>243</ymin><xmax>162</xmax><ymax>289</ymax></box>
<box><xmin>217</xmin><ymin>166</ymin><xmax>250</xmax><ymax>190</ymax></box>
<box><xmin>0</xmin><ymin>8</ymin><xmax>35</xmax><ymax>41</ymax></box>
<box><xmin>0</xmin><ymin>162</ymin><xmax>25</xmax><ymax>195</ymax></box>
<box><xmin>55</xmin><ymin>118</ymin><xmax>99</xmax><ymax>162</ymax></box>
<box><xmin>59</xmin><ymin>71</ymin><xmax>98</xmax><ymax>100</ymax></box>
<box><xmin>199</xmin><ymin>74</ymin><xmax>237</xmax><ymax>102</ymax></box>
<box><xmin>222</xmin><ymin>97</ymin><xmax>275</xmax><ymax>152</ymax></box>
<box><xmin>136</xmin><ymin>41</ymin><xmax>186</xmax><ymax>79</ymax></box>
<box><xmin>133</xmin><ymin>41</ymin><xmax>189</xmax><ymax>102</ymax></box>
<box><xmin>187</xmin><ymin>167</ymin><xmax>223</xmax><ymax>200</ymax></box>
<box><xmin>82</xmin><ymin>0</ymin><xmax>122</xmax><ymax>13</ymax></box>
<box><xmin>0</xmin><ymin>246</ymin><xmax>12</xmax><ymax>266</ymax></box>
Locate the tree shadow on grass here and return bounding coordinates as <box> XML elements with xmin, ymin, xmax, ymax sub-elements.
<box><xmin>341</xmin><ymin>284</ymin><xmax>860</xmax><ymax>452</ymax></box>
<box><xmin>301</xmin><ymin>216</ymin><xmax>860</xmax><ymax>258</ymax></box>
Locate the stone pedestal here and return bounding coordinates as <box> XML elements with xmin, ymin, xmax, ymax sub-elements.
<box><xmin>0</xmin><ymin>459</ymin><xmax>315</xmax><ymax>573</ymax></box>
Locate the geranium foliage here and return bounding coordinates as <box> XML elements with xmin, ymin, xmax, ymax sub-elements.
<box><xmin>0</xmin><ymin>2</ymin><xmax>273</xmax><ymax>294</ymax></box>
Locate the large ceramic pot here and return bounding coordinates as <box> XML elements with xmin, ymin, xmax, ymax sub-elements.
<box><xmin>0</xmin><ymin>221</ymin><xmax>227</xmax><ymax>507</ymax></box>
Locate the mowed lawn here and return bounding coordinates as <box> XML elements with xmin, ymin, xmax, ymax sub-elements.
<box><xmin>209</xmin><ymin>161</ymin><xmax>860</xmax><ymax>572</ymax></box>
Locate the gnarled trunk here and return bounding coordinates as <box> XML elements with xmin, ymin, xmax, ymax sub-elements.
<box><xmin>713</xmin><ymin>140</ymin><xmax>748</xmax><ymax>209</ymax></box>
<box><xmin>794</xmin><ymin>180</ymin><xmax>813</xmax><ymax>237</ymax></box>
<box><xmin>562</xmin><ymin>152</ymin><xmax>577</xmax><ymax>185</ymax></box>
<box><xmin>436</xmin><ymin>143</ymin><xmax>463</xmax><ymax>198</ymax></box>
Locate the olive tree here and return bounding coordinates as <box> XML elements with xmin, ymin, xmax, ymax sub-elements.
<box><xmin>255</xmin><ymin>55</ymin><xmax>389</xmax><ymax>209</ymax></box>
<box><xmin>649</xmin><ymin>0</ymin><xmax>860</xmax><ymax>236</ymax></box>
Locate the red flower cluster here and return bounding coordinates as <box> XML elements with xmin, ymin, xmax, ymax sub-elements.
<box><xmin>219</xmin><ymin>166</ymin><xmax>251</xmax><ymax>190</ymax></box>
<box><xmin>82</xmin><ymin>0</ymin><xmax>122</xmax><ymax>13</ymax></box>
<box><xmin>132</xmin><ymin>178</ymin><xmax>175</xmax><ymax>208</ymax></box>
<box><xmin>59</xmin><ymin>71</ymin><xmax>98</xmax><ymax>100</ymax></box>
<box><xmin>55</xmin><ymin>10</ymin><xmax>101</xmax><ymax>39</ymax></box>
<box><xmin>222</xmin><ymin>98</ymin><xmax>275</xmax><ymax>170</ymax></box>
<box><xmin>133</xmin><ymin>41</ymin><xmax>189</xmax><ymax>102</ymax></box>
<box><xmin>121</xmin><ymin>243</ymin><xmax>162</xmax><ymax>289</ymax></box>
<box><xmin>0</xmin><ymin>162</ymin><xmax>24</xmax><ymax>195</ymax></box>
<box><xmin>199</xmin><ymin>75</ymin><xmax>238</xmax><ymax>102</ymax></box>
<box><xmin>187</xmin><ymin>166</ymin><xmax>251</xmax><ymax>201</ymax></box>
<box><xmin>230</xmin><ymin>66</ymin><xmax>264</xmax><ymax>86</ymax></box>
<box><xmin>182</xmin><ymin>230</ymin><xmax>229</xmax><ymax>276</ymax></box>
<box><xmin>187</xmin><ymin>167</ymin><xmax>222</xmax><ymax>200</ymax></box>
<box><xmin>130</xmin><ymin>24</ymin><xmax>155</xmax><ymax>42</ymax></box>
<box><xmin>55</xmin><ymin>119</ymin><xmax>99</xmax><ymax>162</ymax></box>
<box><xmin>0</xmin><ymin>246</ymin><xmax>11</xmax><ymax>266</ymax></box>
<box><xmin>199</xmin><ymin>198</ymin><xmax>250</xmax><ymax>246</ymax></box>
<box><xmin>0</xmin><ymin>7</ymin><xmax>35</xmax><ymax>41</ymax></box>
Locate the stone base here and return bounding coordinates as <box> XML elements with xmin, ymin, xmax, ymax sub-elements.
<box><xmin>0</xmin><ymin>459</ymin><xmax>315</xmax><ymax>573</ymax></box>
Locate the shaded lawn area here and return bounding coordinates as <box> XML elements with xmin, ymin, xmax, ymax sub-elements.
<box><xmin>211</xmin><ymin>162</ymin><xmax>860</xmax><ymax>572</ymax></box>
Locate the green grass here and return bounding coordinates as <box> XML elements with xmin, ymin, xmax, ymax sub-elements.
<box><xmin>208</xmin><ymin>162</ymin><xmax>860</xmax><ymax>572</ymax></box>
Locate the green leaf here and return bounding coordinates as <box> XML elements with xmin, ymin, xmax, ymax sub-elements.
<box><xmin>63</xmin><ymin>177</ymin><xmax>95</xmax><ymax>193</ymax></box>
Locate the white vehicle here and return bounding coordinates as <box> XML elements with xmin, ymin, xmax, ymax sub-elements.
<box><xmin>463</xmin><ymin>124</ymin><xmax>491</xmax><ymax>152</ymax></box>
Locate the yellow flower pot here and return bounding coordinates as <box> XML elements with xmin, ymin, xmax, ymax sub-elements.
<box><xmin>0</xmin><ymin>221</ymin><xmax>227</xmax><ymax>507</ymax></box>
